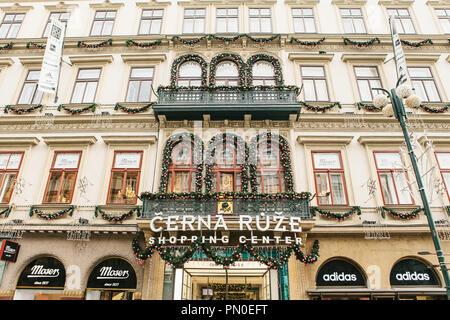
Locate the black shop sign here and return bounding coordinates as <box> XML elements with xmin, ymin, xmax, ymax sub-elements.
<box><xmin>0</xmin><ymin>240</ymin><xmax>20</xmax><ymax>263</ymax></box>
<box><xmin>316</xmin><ymin>259</ymin><xmax>366</xmax><ymax>287</ymax></box>
<box><xmin>17</xmin><ymin>257</ymin><xmax>66</xmax><ymax>289</ymax></box>
<box><xmin>87</xmin><ymin>258</ymin><xmax>136</xmax><ymax>290</ymax></box>
<box><xmin>390</xmin><ymin>259</ymin><xmax>439</xmax><ymax>287</ymax></box>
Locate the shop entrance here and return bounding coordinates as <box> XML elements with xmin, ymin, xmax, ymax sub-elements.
<box><xmin>175</xmin><ymin>261</ymin><xmax>276</xmax><ymax>300</ymax></box>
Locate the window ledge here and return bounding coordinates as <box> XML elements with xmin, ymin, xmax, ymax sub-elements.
<box><xmin>0</xmin><ymin>137</ymin><xmax>40</xmax><ymax>147</ymax></box>
<box><xmin>341</xmin><ymin>53</ymin><xmax>387</xmax><ymax>63</ymax></box>
<box><xmin>19</xmin><ymin>57</ymin><xmax>43</xmax><ymax>67</ymax></box>
<box><xmin>289</xmin><ymin>53</ymin><xmax>334</xmax><ymax>62</ymax></box>
<box><xmin>0</xmin><ymin>58</ymin><xmax>13</xmax><ymax>68</ymax></box>
<box><xmin>297</xmin><ymin>135</ymin><xmax>353</xmax><ymax>145</ymax></box>
<box><xmin>405</xmin><ymin>54</ymin><xmax>440</xmax><ymax>63</ymax></box>
<box><xmin>69</xmin><ymin>55</ymin><xmax>114</xmax><ymax>66</ymax></box>
<box><xmin>42</xmin><ymin>136</ymin><xmax>97</xmax><ymax>146</ymax></box>
<box><xmin>121</xmin><ymin>53</ymin><xmax>166</xmax><ymax>64</ymax></box>
<box><xmin>102</xmin><ymin>135</ymin><xmax>157</xmax><ymax>145</ymax></box>
<box><xmin>358</xmin><ymin>135</ymin><xmax>405</xmax><ymax>145</ymax></box>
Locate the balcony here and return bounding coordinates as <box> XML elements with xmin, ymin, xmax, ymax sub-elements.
<box><xmin>153</xmin><ymin>86</ymin><xmax>302</xmax><ymax>120</ymax></box>
<box><xmin>141</xmin><ymin>196</ymin><xmax>311</xmax><ymax>219</ymax></box>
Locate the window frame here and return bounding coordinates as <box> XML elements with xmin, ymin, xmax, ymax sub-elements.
<box><xmin>215</xmin><ymin>60</ymin><xmax>240</xmax><ymax>87</ymax></box>
<box><xmin>251</xmin><ymin>60</ymin><xmax>277</xmax><ymax>86</ymax></box>
<box><xmin>166</xmin><ymin>142</ymin><xmax>197</xmax><ymax>193</ymax></box>
<box><xmin>125</xmin><ymin>67</ymin><xmax>154</xmax><ymax>103</ymax></box>
<box><xmin>138</xmin><ymin>8</ymin><xmax>163</xmax><ymax>35</ymax></box>
<box><xmin>386</xmin><ymin>8</ymin><xmax>416</xmax><ymax>34</ymax></box>
<box><xmin>311</xmin><ymin>151</ymin><xmax>349</xmax><ymax>206</ymax></box>
<box><xmin>212</xmin><ymin>143</ymin><xmax>242</xmax><ymax>192</ymax></box>
<box><xmin>216</xmin><ymin>7</ymin><xmax>239</xmax><ymax>34</ymax></box>
<box><xmin>17</xmin><ymin>69</ymin><xmax>43</xmax><ymax>105</ymax></box>
<box><xmin>0</xmin><ymin>151</ymin><xmax>24</xmax><ymax>204</ymax></box>
<box><xmin>248</xmin><ymin>7</ymin><xmax>272</xmax><ymax>33</ymax></box>
<box><xmin>256</xmin><ymin>144</ymin><xmax>285</xmax><ymax>194</ymax></box>
<box><xmin>435</xmin><ymin>8</ymin><xmax>450</xmax><ymax>34</ymax></box>
<box><xmin>373</xmin><ymin>150</ymin><xmax>415</xmax><ymax>206</ymax></box>
<box><xmin>0</xmin><ymin>12</ymin><xmax>25</xmax><ymax>39</ymax></box>
<box><xmin>291</xmin><ymin>7</ymin><xmax>316</xmax><ymax>33</ymax></box>
<box><xmin>70</xmin><ymin>68</ymin><xmax>102</xmax><ymax>104</ymax></box>
<box><xmin>42</xmin><ymin>11</ymin><xmax>70</xmax><ymax>37</ymax></box>
<box><xmin>353</xmin><ymin>65</ymin><xmax>383</xmax><ymax>102</ymax></box>
<box><xmin>339</xmin><ymin>7</ymin><xmax>367</xmax><ymax>34</ymax></box>
<box><xmin>106</xmin><ymin>150</ymin><xmax>143</xmax><ymax>205</ymax></box>
<box><xmin>300</xmin><ymin>65</ymin><xmax>330</xmax><ymax>102</ymax></box>
<box><xmin>434</xmin><ymin>151</ymin><xmax>450</xmax><ymax>203</ymax></box>
<box><xmin>182</xmin><ymin>8</ymin><xmax>206</xmax><ymax>34</ymax></box>
<box><xmin>89</xmin><ymin>10</ymin><xmax>117</xmax><ymax>36</ymax></box>
<box><xmin>43</xmin><ymin>150</ymin><xmax>82</xmax><ymax>204</ymax></box>
<box><xmin>177</xmin><ymin>61</ymin><xmax>203</xmax><ymax>87</ymax></box>
<box><xmin>407</xmin><ymin>66</ymin><xmax>442</xmax><ymax>103</ymax></box>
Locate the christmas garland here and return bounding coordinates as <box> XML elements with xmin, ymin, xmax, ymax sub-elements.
<box><xmin>157</xmin><ymin>85</ymin><xmax>300</xmax><ymax>94</ymax></box>
<box><xmin>419</xmin><ymin>104</ymin><xmax>450</xmax><ymax>114</ymax></box>
<box><xmin>171</xmin><ymin>35</ymin><xmax>209</xmax><ymax>45</ymax></box>
<box><xmin>26</xmin><ymin>41</ymin><xmax>46</xmax><ymax>49</ymax></box>
<box><xmin>0</xmin><ymin>206</ymin><xmax>11</xmax><ymax>218</ymax></box>
<box><xmin>381</xmin><ymin>206</ymin><xmax>423</xmax><ymax>220</ymax></box>
<box><xmin>170</xmin><ymin>54</ymin><xmax>208</xmax><ymax>86</ymax></box>
<box><xmin>125</xmin><ymin>39</ymin><xmax>162</xmax><ymax>48</ymax></box>
<box><xmin>290</xmin><ymin>37</ymin><xmax>325</xmax><ymax>47</ymax></box>
<box><xmin>95</xmin><ymin>206</ymin><xmax>141</xmax><ymax>223</ymax></box>
<box><xmin>170</xmin><ymin>34</ymin><xmax>282</xmax><ymax>45</ymax></box>
<box><xmin>57</xmin><ymin>103</ymin><xmax>97</xmax><ymax>115</ymax></box>
<box><xmin>159</xmin><ymin>132</ymin><xmax>204</xmax><ymax>193</ymax></box>
<box><xmin>132</xmin><ymin>238</ymin><xmax>320</xmax><ymax>269</ymax></box>
<box><xmin>400</xmin><ymin>39</ymin><xmax>433</xmax><ymax>48</ymax></box>
<box><xmin>204</xmin><ymin>133</ymin><xmax>249</xmax><ymax>193</ymax></box>
<box><xmin>0</xmin><ymin>42</ymin><xmax>13</xmax><ymax>51</ymax></box>
<box><xmin>343</xmin><ymin>37</ymin><xmax>380</xmax><ymax>47</ymax></box>
<box><xmin>4</xmin><ymin>104</ymin><xmax>44</xmax><ymax>114</ymax></box>
<box><xmin>140</xmin><ymin>191</ymin><xmax>311</xmax><ymax>201</ymax></box>
<box><xmin>29</xmin><ymin>205</ymin><xmax>75</xmax><ymax>220</ymax></box>
<box><xmin>209</xmin><ymin>53</ymin><xmax>247</xmax><ymax>87</ymax></box>
<box><xmin>114</xmin><ymin>102</ymin><xmax>154</xmax><ymax>114</ymax></box>
<box><xmin>300</xmin><ymin>101</ymin><xmax>342</xmax><ymax>113</ymax></box>
<box><xmin>77</xmin><ymin>39</ymin><xmax>112</xmax><ymax>48</ymax></box>
<box><xmin>247</xmin><ymin>54</ymin><xmax>283</xmax><ymax>86</ymax></box>
<box><xmin>248</xmin><ymin>132</ymin><xmax>294</xmax><ymax>193</ymax></box>
<box><xmin>311</xmin><ymin>206</ymin><xmax>361</xmax><ymax>222</ymax></box>
<box><xmin>357</xmin><ymin>102</ymin><xmax>383</xmax><ymax>112</ymax></box>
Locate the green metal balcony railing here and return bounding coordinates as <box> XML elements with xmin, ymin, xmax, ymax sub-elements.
<box><xmin>141</xmin><ymin>197</ymin><xmax>311</xmax><ymax>219</ymax></box>
<box><xmin>157</xmin><ymin>87</ymin><xmax>299</xmax><ymax>105</ymax></box>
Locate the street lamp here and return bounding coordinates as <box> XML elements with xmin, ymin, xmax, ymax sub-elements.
<box><xmin>372</xmin><ymin>83</ymin><xmax>450</xmax><ymax>300</ymax></box>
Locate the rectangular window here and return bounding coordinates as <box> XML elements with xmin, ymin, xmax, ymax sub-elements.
<box><xmin>340</xmin><ymin>8</ymin><xmax>366</xmax><ymax>33</ymax></box>
<box><xmin>0</xmin><ymin>152</ymin><xmax>23</xmax><ymax>203</ymax></box>
<box><xmin>312</xmin><ymin>152</ymin><xmax>348</xmax><ymax>205</ymax></box>
<box><xmin>43</xmin><ymin>151</ymin><xmax>81</xmax><ymax>203</ymax></box>
<box><xmin>43</xmin><ymin>12</ymin><xmax>70</xmax><ymax>37</ymax></box>
<box><xmin>435</xmin><ymin>8</ymin><xmax>450</xmax><ymax>33</ymax></box>
<box><xmin>139</xmin><ymin>9</ymin><xmax>163</xmax><ymax>35</ymax></box>
<box><xmin>182</xmin><ymin>8</ymin><xmax>205</xmax><ymax>34</ymax></box>
<box><xmin>436</xmin><ymin>152</ymin><xmax>450</xmax><ymax>201</ymax></box>
<box><xmin>216</xmin><ymin>8</ymin><xmax>238</xmax><ymax>33</ymax></box>
<box><xmin>354</xmin><ymin>66</ymin><xmax>383</xmax><ymax>102</ymax></box>
<box><xmin>0</xmin><ymin>13</ymin><xmax>25</xmax><ymax>38</ymax></box>
<box><xmin>71</xmin><ymin>68</ymin><xmax>101</xmax><ymax>104</ymax></box>
<box><xmin>408</xmin><ymin>67</ymin><xmax>441</xmax><ymax>102</ymax></box>
<box><xmin>300</xmin><ymin>66</ymin><xmax>329</xmax><ymax>101</ymax></box>
<box><xmin>374</xmin><ymin>152</ymin><xmax>413</xmax><ymax>205</ymax></box>
<box><xmin>249</xmin><ymin>8</ymin><xmax>272</xmax><ymax>33</ymax></box>
<box><xmin>107</xmin><ymin>151</ymin><xmax>143</xmax><ymax>204</ymax></box>
<box><xmin>90</xmin><ymin>10</ymin><xmax>116</xmax><ymax>36</ymax></box>
<box><xmin>125</xmin><ymin>67</ymin><xmax>154</xmax><ymax>103</ymax></box>
<box><xmin>386</xmin><ymin>8</ymin><xmax>416</xmax><ymax>34</ymax></box>
<box><xmin>17</xmin><ymin>70</ymin><xmax>43</xmax><ymax>105</ymax></box>
<box><xmin>292</xmin><ymin>8</ymin><xmax>316</xmax><ymax>33</ymax></box>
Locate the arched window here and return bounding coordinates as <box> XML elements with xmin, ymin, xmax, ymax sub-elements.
<box><xmin>252</xmin><ymin>61</ymin><xmax>276</xmax><ymax>86</ymax></box>
<box><xmin>215</xmin><ymin>61</ymin><xmax>239</xmax><ymax>86</ymax></box>
<box><xmin>255</xmin><ymin>144</ymin><xmax>285</xmax><ymax>193</ymax></box>
<box><xmin>177</xmin><ymin>61</ymin><xmax>203</xmax><ymax>87</ymax></box>
<box><xmin>167</xmin><ymin>141</ymin><xmax>197</xmax><ymax>192</ymax></box>
<box><xmin>212</xmin><ymin>142</ymin><xmax>242</xmax><ymax>192</ymax></box>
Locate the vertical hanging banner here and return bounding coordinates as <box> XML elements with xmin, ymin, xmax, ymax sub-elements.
<box><xmin>389</xmin><ymin>15</ymin><xmax>410</xmax><ymax>87</ymax></box>
<box><xmin>38</xmin><ymin>19</ymin><xmax>65</xmax><ymax>95</ymax></box>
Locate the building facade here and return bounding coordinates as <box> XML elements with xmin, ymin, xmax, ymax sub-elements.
<box><xmin>0</xmin><ymin>0</ymin><xmax>449</xmax><ymax>300</ymax></box>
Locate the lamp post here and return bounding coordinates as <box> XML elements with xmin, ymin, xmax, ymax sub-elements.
<box><xmin>372</xmin><ymin>85</ymin><xmax>450</xmax><ymax>300</ymax></box>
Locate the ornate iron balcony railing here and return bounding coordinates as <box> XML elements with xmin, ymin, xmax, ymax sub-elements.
<box><xmin>157</xmin><ymin>87</ymin><xmax>300</xmax><ymax>105</ymax></box>
<box><xmin>141</xmin><ymin>197</ymin><xmax>311</xmax><ymax>219</ymax></box>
